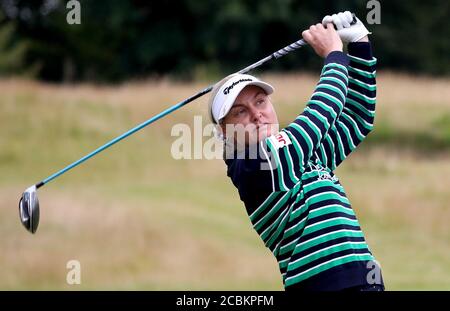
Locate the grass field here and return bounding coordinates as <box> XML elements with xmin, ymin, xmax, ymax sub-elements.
<box><xmin>0</xmin><ymin>73</ymin><xmax>449</xmax><ymax>290</ymax></box>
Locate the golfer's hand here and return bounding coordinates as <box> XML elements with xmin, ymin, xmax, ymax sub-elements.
<box><xmin>302</xmin><ymin>23</ymin><xmax>343</xmax><ymax>58</ymax></box>
<box><xmin>322</xmin><ymin>11</ymin><xmax>371</xmax><ymax>43</ymax></box>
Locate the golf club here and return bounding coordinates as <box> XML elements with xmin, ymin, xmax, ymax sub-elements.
<box><xmin>19</xmin><ymin>15</ymin><xmax>357</xmax><ymax>234</ymax></box>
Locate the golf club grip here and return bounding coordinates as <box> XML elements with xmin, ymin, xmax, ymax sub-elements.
<box><xmin>272</xmin><ymin>13</ymin><xmax>356</xmax><ymax>59</ymax></box>
<box><xmin>273</xmin><ymin>39</ymin><xmax>307</xmax><ymax>59</ymax></box>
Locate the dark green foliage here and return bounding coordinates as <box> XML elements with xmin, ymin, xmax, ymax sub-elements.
<box><xmin>0</xmin><ymin>0</ymin><xmax>448</xmax><ymax>82</ymax></box>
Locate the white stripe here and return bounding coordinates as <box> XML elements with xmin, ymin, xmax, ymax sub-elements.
<box><xmin>282</xmin><ymin>200</ymin><xmax>354</xmax><ymax>246</ymax></box>
<box><xmin>324</xmin><ymin>62</ymin><xmax>348</xmax><ymax>73</ymax></box>
<box><xmin>336</xmin><ymin>120</ymin><xmax>357</xmax><ymax>150</ymax></box>
<box><xmin>285</xmin><ymin>146</ymin><xmax>300</xmax><ymax>184</ymax></box>
<box><xmin>253</xmin><ymin>191</ymin><xmax>291</xmax><ymax>229</ymax></box>
<box><xmin>308</xmin><ymin>203</ymin><xmax>352</xmax><ymax>216</ymax></box>
<box><xmin>349</xmin><ymin>88</ymin><xmax>376</xmax><ymax>101</ymax></box>
<box><xmin>339</xmin><ymin>110</ymin><xmax>365</xmax><ymax>140</ymax></box>
<box><xmin>285</xmin><ymin>252</ymin><xmax>372</xmax><ymax>283</ymax></box>
<box><xmin>324</xmin><ymin>135</ymin><xmax>337</xmax><ymax>169</ymax></box>
<box><xmin>317</xmin><ymin>83</ymin><xmax>347</xmax><ymax>101</ymax></box>
<box><xmin>303</xmin><ymin>216</ymin><xmax>358</xmax><ymax>231</ymax></box>
<box><xmin>343</xmin><ymin>106</ymin><xmax>374</xmax><ymax>127</ymax></box>
<box><xmin>289</xmin><ymin>241</ymin><xmax>367</xmax><ymax>266</ymax></box>
<box><xmin>325</xmin><ymin>69</ymin><xmax>349</xmax><ymax>82</ymax></box>
<box><xmin>306</xmin><ymin>190</ymin><xmax>348</xmax><ymax>203</ymax></box>
<box><xmin>250</xmin><ymin>187</ymin><xmax>277</xmax><ymax>219</ymax></box>
<box><xmin>315</xmin><ymin>150</ymin><xmax>327</xmax><ymax>168</ymax></box>
<box><xmin>260</xmin><ymin>140</ymin><xmax>275</xmax><ymax>193</ymax></box>
<box><xmin>332</xmin><ymin>125</ymin><xmax>347</xmax><ymax>161</ymax></box>
<box><xmin>265</xmin><ymin>205</ymin><xmax>292</xmax><ymax>244</ymax></box>
<box><xmin>290</xmin><ymin>121</ymin><xmax>315</xmax><ymax>159</ymax></box>
<box><xmin>348</xmin><ymin>76</ymin><xmax>376</xmax><ymax>89</ymax></box>
<box><xmin>260</xmin><ymin>203</ymin><xmax>290</xmax><ymax>238</ymax></box>
<box><xmin>308</xmin><ymin>99</ymin><xmax>338</xmax><ymax>119</ymax></box>
<box><xmin>348</xmin><ymin>55</ymin><xmax>377</xmax><ymax>65</ymax></box>
<box><xmin>349</xmin><ymin>66</ymin><xmax>376</xmax><ymax>76</ymax></box>
<box><xmin>301</xmin><ymin>112</ymin><xmax>324</xmax><ymax>144</ymax></box>
<box><xmin>312</xmin><ymin>91</ymin><xmax>345</xmax><ymax>109</ymax></box>
<box><xmin>296</xmin><ymin>229</ymin><xmax>362</xmax><ymax>249</ymax></box>
<box><xmin>306</xmin><ymin>106</ymin><xmax>329</xmax><ymax>128</ymax></box>
<box><xmin>320</xmin><ymin>76</ymin><xmax>347</xmax><ymax>90</ymax></box>
<box><xmin>284</xmin><ymin>129</ymin><xmax>306</xmax><ymax>166</ymax></box>
<box><xmin>282</xmin><ymin>213</ymin><xmax>308</xmax><ymax>242</ymax></box>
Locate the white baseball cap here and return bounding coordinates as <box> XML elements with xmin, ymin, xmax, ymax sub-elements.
<box><xmin>210</xmin><ymin>73</ymin><xmax>274</xmax><ymax>124</ymax></box>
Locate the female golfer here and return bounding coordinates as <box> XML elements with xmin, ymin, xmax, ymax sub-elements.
<box><xmin>208</xmin><ymin>12</ymin><xmax>383</xmax><ymax>291</ymax></box>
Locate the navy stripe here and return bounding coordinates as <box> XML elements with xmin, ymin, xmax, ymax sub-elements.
<box><xmin>287</xmin><ymin>247</ymin><xmax>371</xmax><ymax>276</ymax></box>
<box><xmin>292</xmin><ymin>236</ymin><xmax>367</xmax><ymax>260</ymax></box>
<box><xmin>297</xmin><ymin>223</ymin><xmax>362</xmax><ymax>245</ymax></box>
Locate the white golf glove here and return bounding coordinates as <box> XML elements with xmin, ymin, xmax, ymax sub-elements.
<box><xmin>322</xmin><ymin>11</ymin><xmax>371</xmax><ymax>43</ymax></box>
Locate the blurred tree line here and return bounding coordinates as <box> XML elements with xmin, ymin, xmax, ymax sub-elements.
<box><xmin>0</xmin><ymin>0</ymin><xmax>449</xmax><ymax>82</ymax></box>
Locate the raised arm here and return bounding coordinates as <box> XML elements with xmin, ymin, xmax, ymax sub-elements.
<box><xmin>262</xmin><ymin>23</ymin><xmax>350</xmax><ymax>191</ymax></box>
<box><xmin>314</xmin><ymin>14</ymin><xmax>377</xmax><ymax>170</ymax></box>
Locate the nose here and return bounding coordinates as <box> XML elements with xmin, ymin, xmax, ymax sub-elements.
<box><xmin>249</xmin><ymin>108</ymin><xmax>263</xmax><ymax>123</ymax></box>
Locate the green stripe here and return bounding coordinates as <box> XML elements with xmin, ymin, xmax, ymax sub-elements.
<box><xmin>279</xmin><ymin>258</ymin><xmax>289</xmax><ymax>270</ymax></box>
<box><xmin>288</xmin><ymin>242</ymin><xmax>369</xmax><ymax>271</ymax></box>
<box><xmin>282</xmin><ymin>210</ymin><xmax>308</xmax><ymax>241</ymax></box>
<box><xmin>328</xmin><ymin>126</ymin><xmax>346</xmax><ymax>163</ymax></box>
<box><xmin>323</xmin><ymin>62</ymin><xmax>348</xmax><ymax>73</ymax></box>
<box><xmin>302</xmin><ymin>217</ymin><xmax>359</xmax><ymax>236</ymax></box>
<box><xmin>266</xmin><ymin>138</ymin><xmax>289</xmax><ymax>192</ymax></box>
<box><xmin>284</xmin><ymin>130</ymin><xmax>306</xmax><ymax>170</ymax></box>
<box><xmin>316</xmin><ymin>84</ymin><xmax>346</xmax><ymax>102</ymax></box>
<box><xmin>261</xmin><ymin>206</ymin><xmax>287</xmax><ymax>241</ymax></box>
<box><xmin>289</xmin><ymin>122</ymin><xmax>314</xmax><ymax>158</ymax></box>
<box><xmin>282</xmin><ymin>147</ymin><xmax>300</xmax><ymax>185</ymax></box>
<box><xmin>348</xmin><ymin>55</ymin><xmax>377</xmax><ymax>66</ymax></box>
<box><xmin>250</xmin><ymin>191</ymin><xmax>281</xmax><ymax>221</ymax></box>
<box><xmin>265</xmin><ymin>208</ymin><xmax>292</xmax><ymax>248</ymax></box>
<box><xmin>325</xmin><ymin>135</ymin><xmax>337</xmax><ymax>170</ymax></box>
<box><xmin>342</xmin><ymin>106</ymin><xmax>374</xmax><ymax>131</ymax></box>
<box><xmin>324</xmin><ymin>68</ymin><xmax>348</xmax><ymax>82</ymax></box>
<box><xmin>285</xmin><ymin>253</ymin><xmax>374</xmax><ymax>286</ymax></box>
<box><xmin>253</xmin><ymin>191</ymin><xmax>291</xmax><ymax>231</ymax></box>
<box><xmin>348</xmin><ymin>89</ymin><xmax>376</xmax><ymax>104</ymax></box>
<box><xmin>319</xmin><ymin>76</ymin><xmax>347</xmax><ymax>90</ymax></box>
<box><xmin>348</xmin><ymin>66</ymin><xmax>376</xmax><ymax>78</ymax></box>
<box><xmin>287</xmin><ymin>202</ymin><xmax>307</xmax><ymax>225</ymax></box>
<box><xmin>349</xmin><ymin>77</ymin><xmax>376</xmax><ymax>91</ymax></box>
<box><xmin>311</xmin><ymin>91</ymin><xmax>345</xmax><ymax>109</ymax></box>
<box><xmin>339</xmin><ymin>113</ymin><xmax>366</xmax><ymax>141</ymax></box>
<box><xmin>308</xmin><ymin>205</ymin><xmax>355</xmax><ymax>220</ymax></box>
<box><xmin>336</xmin><ymin>119</ymin><xmax>357</xmax><ymax>150</ymax></box>
<box><xmin>297</xmin><ymin>107</ymin><xmax>328</xmax><ymax>141</ymax></box>
<box><xmin>317</xmin><ymin>146</ymin><xmax>328</xmax><ymax>169</ymax></box>
<box><xmin>345</xmin><ymin>97</ymin><xmax>375</xmax><ymax>117</ymax></box>
<box><xmin>308</xmin><ymin>99</ymin><xmax>338</xmax><ymax>119</ymax></box>
<box><xmin>306</xmin><ymin>106</ymin><xmax>329</xmax><ymax>128</ymax></box>
<box><xmin>294</xmin><ymin>229</ymin><xmax>364</xmax><ymax>254</ymax></box>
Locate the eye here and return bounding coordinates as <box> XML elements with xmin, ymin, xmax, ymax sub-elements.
<box><xmin>256</xmin><ymin>97</ymin><xmax>267</xmax><ymax>106</ymax></box>
<box><xmin>233</xmin><ymin>108</ymin><xmax>246</xmax><ymax>117</ymax></box>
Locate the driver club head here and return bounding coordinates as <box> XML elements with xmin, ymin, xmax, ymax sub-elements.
<box><xmin>19</xmin><ymin>185</ymin><xmax>40</xmax><ymax>234</ymax></box>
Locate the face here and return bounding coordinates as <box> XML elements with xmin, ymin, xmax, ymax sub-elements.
<box><xmin>220</xmin><ymin>85</ymin><xmax>279</xmax><ymax>146</ymax></box>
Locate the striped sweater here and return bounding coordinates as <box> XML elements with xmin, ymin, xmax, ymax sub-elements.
<box><xmin>225</xmin><ymin>42</ymin><xmax>381</xmax><ymax>290</ymax></box>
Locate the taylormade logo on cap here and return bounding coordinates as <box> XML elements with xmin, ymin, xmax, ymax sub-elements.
<box><xmin>223</xmin><ymin>78</ymin><xmax>253</xmax><ymax>95</ymax></box>
<box><xmin>210</xmin><ymin>73</ymin><xmax>274</xmax><ymax>124</ymax></box>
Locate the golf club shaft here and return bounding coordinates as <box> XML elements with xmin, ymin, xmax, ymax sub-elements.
<box><xmin>36</xmin><ymin>38</ymin><xmax>309</xmax><ymax>189</ymax></box>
